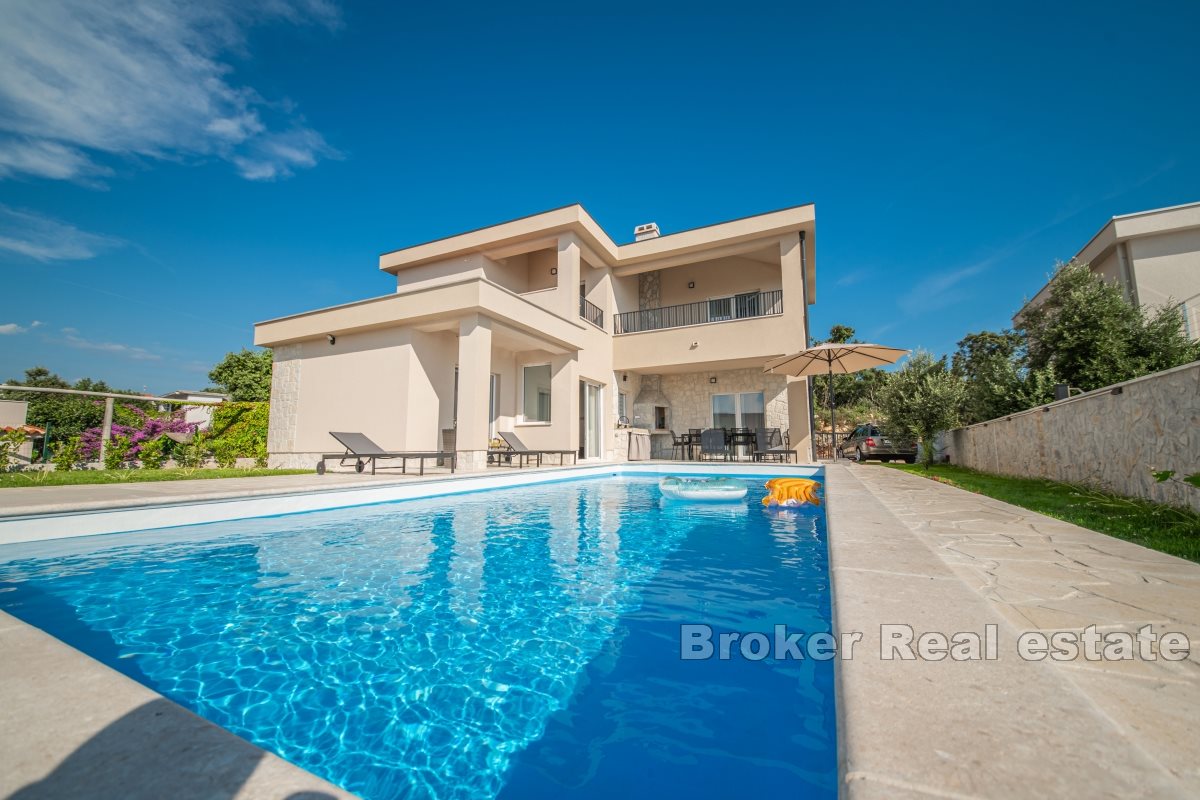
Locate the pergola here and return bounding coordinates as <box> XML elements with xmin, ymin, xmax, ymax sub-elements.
<box><xmin>0</xmin><ymin>385</ymin><xmax>224</xmax><ymax>462</ymax></box>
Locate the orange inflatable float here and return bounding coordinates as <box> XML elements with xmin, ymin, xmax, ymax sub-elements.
<box><xmin>761</xmin><ymin>477</ymin><xmax>822</xmax><ymax>508</ymax></box>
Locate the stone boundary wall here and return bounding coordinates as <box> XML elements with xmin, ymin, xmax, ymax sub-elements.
<box><xmin>944</xmin><ymin>361</ymin><xmax>1199</xmax><ymax>512</ymax></box>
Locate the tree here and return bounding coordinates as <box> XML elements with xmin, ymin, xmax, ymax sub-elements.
<box><xmin>879</xmin><ymin>351</ymin><xmax>965</xmax><ymax>467</ymax></box>
<box><xmin>809</xmin><ymin>324</ymin><xmax>892</xmax><ymax>431</ymax></box>
<box><xmin>1</xmin><ymin>367</ymin><xmax>148</xmax><ymax>443</ymax></box>
<box><xmin>209</xmin><ymin>349</ymin><xmax>273</xmax><ymax>402</ymax></box>
<box><xmin>951</xmin><ymin>330</ymin><xmax>1055</xmax><ymax>424</ymax></box>
<box><xmin>1021</xmin><ymin>261</ymin><xmax>1200</xmax><ymax>392</ymax></box>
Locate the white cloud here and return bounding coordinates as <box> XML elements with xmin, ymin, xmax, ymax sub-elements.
<box><xmin>30</xmin><ymin>320</ymin><xmax>43</xmax><ymax>328</ymax></box>
<box><xmin>0</xmin><ymin>323</ymin><xmax>27</xmax><ymax>335</ymax></box>
<box><xmin>897</xmin><ymin>262</ymin><xmax>990</xmax><ymax>316</ymax></box>
<box><xmin>835</xmin><ymin>269</ymin><xmax>871</xmax><ymax>288</ymax></box>
<box><xmin>0</xmin><ymin>205</ymin><xmax>121</xmax><ymax>261</ymax></box>
<box><xmin>0</xmin><ymin>0</ymin><xmax>340</xmax><ymax>183</ymax></box>
<box><xmin>56</xmin><ymin>330</ymin><xmax>162</xmax><ymax>361</ymax></box>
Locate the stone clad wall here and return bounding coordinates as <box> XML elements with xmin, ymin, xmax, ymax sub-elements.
<box><xmin>267</xmin><ymin>344</ymin><xmax>304</xmax><ymax>468</ymax></box>
<box><xmin>944</xmin><ymin>362</ymin><xmax>1200</xmax><ymax>511</ymax></box>
<box><xmin>645</xmin><ymin>368</ymin><xmax>790</xmax><ymax>458</ymax></box>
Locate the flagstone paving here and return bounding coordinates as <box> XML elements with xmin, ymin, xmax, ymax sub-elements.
<box><xmin>826</xmin><ymin>463</ymin><xmax>1200</xmax><ymax>799</ymax></box>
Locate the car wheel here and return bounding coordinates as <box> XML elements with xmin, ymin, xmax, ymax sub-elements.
<box><xmin>855</xmin><ymin>447</ymin><xmax>864</xmax><ymax>462</ymax></box>
<box><xmin>903</xmin><ymin>456</ymin><xmax>916</xmax><ymax>464</ymax></box>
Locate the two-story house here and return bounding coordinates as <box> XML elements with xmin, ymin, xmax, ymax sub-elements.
<box><xmin>254</xmin><ymin>203</ymin><xmax>817</xmax><ymax>470</ymax></box>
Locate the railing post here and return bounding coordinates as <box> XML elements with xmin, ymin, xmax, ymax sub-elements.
<box><xmin>100</xmin><ymin>397</ymin><xmax>114</xmax><ymax>465</ymax></box>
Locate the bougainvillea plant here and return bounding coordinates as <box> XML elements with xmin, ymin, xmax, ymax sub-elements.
<box><xmin>79</xmin><ymin>405</ymin><xmax>197</xmax><ymax>459</ymax></box>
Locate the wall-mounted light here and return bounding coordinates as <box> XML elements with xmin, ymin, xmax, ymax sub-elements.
<box><xmin>709</xmin><ymin>376</ymin><xmax>717</xmax><ymax>384</ymax></box>
<box><xmin>550</xmin><ymin>267</ymin><xmax>558</xmax><ymax>275</ymax></box>
<box><xmin>688</xmin><ymin>281</ymin><xmax>695</xmax><ymax>289</ymax></box>
<box><xmin>622</xmin><ymin>373</ymin><xmax>628</xmax><ymax>382</ymax></box>
<box><xmin>327</xmin><ymin>334</ymin><xmax>336</xmax><ymax>345</ymax></box>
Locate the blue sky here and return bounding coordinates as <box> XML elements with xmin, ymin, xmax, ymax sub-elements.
<box><xmin>1</xmin><ymin>1</ymin><xmax>1198</xmax><ymax>393</ymax></box>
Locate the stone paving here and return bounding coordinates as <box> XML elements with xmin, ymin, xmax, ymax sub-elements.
<box><xmin>827</xmin><ymin>463</ymin><xmax>1200</xmax><ymax>799</ymax></box>
<box><xmin>1</xmin><ymin>611</ymin><xmax>355</xmax><ymax>799</ymax></box>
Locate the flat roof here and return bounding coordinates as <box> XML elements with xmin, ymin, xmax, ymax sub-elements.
<box><xmin>377</xmin><ymin>202</ymin><xmax>816</xmax><ymax>274</ymax></box>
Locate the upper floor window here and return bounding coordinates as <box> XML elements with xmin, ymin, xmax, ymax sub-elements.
<box><xmin>522</xmin><ymin>364</ymin><xmax>552</xmax><ymax>422</ymax></box>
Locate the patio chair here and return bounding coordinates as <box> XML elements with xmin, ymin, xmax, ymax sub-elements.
<box><xmin>753</xmin><ymin>428</ymin><xmax>795</xmax><ymax>463</ymax></box>
<box><xmin>699</xmin><ymin>428</ymin><xmax>729</xmax><ymax>461</ymax></box>
<box><xmin>319</xmin><ymin>432</ymin><xmax>456</xmax><ymax>476</ymax></box>
<box><xmin>498</xmin><ymin>431</ymin><xmax>578</xmax><ymax>468</ymax></box>
<box><xmin>670</xmin><ymin>431</ymin><xmax>689</xmax><ymax>460</ymax></box>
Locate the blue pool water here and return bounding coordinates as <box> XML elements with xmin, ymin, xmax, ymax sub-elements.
<box><xmin>0</xmin><ymin>475</ymin><xmax>836</xmax><ymax>799</ymax></box>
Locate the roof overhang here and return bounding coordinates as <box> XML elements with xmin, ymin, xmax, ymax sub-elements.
<box><xmin>254</xmin><ymin>277</ymin><xmax>586</xmax><ymax>353</ymax></box>
<box><xmin>378</xmin><ymin>203</ymin><xmax>817</xmax><ymax>303</ymax></box>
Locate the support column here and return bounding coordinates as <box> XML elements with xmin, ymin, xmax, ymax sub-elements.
<box><xmin>455</xmin><ymin>314</ymin><xmax>493</xmax><ymax>472</ymax></box>
<box><xmin>550</xmin><ymin>353</ymin><xmax>580</xmax><ymax>456</ymax></box>
<box><xmin>786</xmin><ymin>377</ymin><xmax>813</xmax><ymax>462</ymax></box>
<box><xmin>780</xmin><ymin>231</ymin><xmax>814</xmax><ymax>459</ymax></box>
<box><xmin>557</xmin><ymin>233</ymin><xmax>582</xmax><ymax>320</ymax></box>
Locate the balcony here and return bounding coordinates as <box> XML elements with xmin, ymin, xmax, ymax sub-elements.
<box><xmin>580</xmin><ymin>295</ymin><xmax>604</xmax><ymax>330</ymax></box>
<box><xmin>614</xmin><ymin>289</ymin><xmax>783</xmax><ymax>334</ymax></box>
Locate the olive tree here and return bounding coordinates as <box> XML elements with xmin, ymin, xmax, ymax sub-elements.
<box><xmin>879</xmin><ymin>351</ymin><xmax>966</xmax><ymax>467</ymax></box>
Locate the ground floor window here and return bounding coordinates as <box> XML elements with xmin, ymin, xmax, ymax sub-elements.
<box><xmin>522</xmin><ymin>364</ymin><xmax>552</xmax><ymax>422</ymax></box>
<box><xmin>711</xmin><ymin>391</ymin><xmax>765</xmax><ymax>429</ymax></box>
<box><xmin>617</xmin><ymin>391</ymin><xmax>628</xmax><ymax>422</ymax></box>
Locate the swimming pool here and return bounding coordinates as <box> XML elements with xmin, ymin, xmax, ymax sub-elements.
<box><xmin>0</xmin><ymin>474</ymin><xmax>836</xmax><ymax>799</ymax></box>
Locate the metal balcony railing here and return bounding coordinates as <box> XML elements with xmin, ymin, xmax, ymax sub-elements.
<box><xmin>614</xmin><ymin>289</ymin><xmax>783</xmax><ymax>335</ymax></box>
<box><xmin>580</xmin><ymin>296</ymin><xmax>604</xmax><ymax>329</ymax></box>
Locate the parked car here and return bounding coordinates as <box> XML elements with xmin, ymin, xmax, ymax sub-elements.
<box><xmin>837</xmin><ymin>424</ymin><xmax>916</xmax><ymax>463</ymax></box>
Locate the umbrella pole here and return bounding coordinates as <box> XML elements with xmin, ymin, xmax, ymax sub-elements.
<box><xmin>828</xmin><ymin>359</ymin><xmax>836</xmax><ymax>460</ymax></box>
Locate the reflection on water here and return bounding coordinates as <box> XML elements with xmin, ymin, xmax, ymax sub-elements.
<box><xmin>0</xmin><ymin>475</ymin><xmax>832</xmax><ymax>800</ymax></box>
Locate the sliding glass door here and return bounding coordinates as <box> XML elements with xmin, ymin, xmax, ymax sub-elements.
<box><xmin>711</xmin><ymin>391</ymin><xmax>766</xmax><ymax>429</ymax></box>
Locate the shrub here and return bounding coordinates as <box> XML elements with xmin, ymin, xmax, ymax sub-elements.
<box><xmin>210</xmin><ymin>439</ymin><xmax>239</xmax><ymax>469</ymax></box>
<box><xmin>138</xmin><ymin>436</ymin><xmax>168</xmax><ymax>469</ymax></box>
<box><xmin>879</xmin><ymin>351</ymin><xmax>966</xmax><ymax>467</ymax></box>
<box><xmin>52</xmin><ymin>437</ymin><xmax>86</xmax><ymax>471</ymax></box>
<box><xmin>0</xmin><ymin>429</ymin><xmax>26</xmax><ymax>471</ymax></box>
<box><xmin>206</xmin><ymin>402</ymin><xmax>268</xmax><ymax>467</ymax></box>
<box><xmin>103</xmin><ymin>435</ymin><xmax>133</xmax><ymax>470</ymax></box>
<box><xmin>80</xmin><ymin>405</ymin><xmax>195</xmax><ymax>460</ymax></box>
<box><xmin>175</xmin><ymin>434</ymin><xmax>209</xmax><ymax>468</ymax></box>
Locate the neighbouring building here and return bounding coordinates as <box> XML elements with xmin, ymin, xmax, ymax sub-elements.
<box><xmin>157</xmin><ymin>390</ymin><xmax>228</xmax><ymax>429</ymax></box>
<box><xmin>1015</xmin><ymin>201</ymin><xmax>1200</xmax><ymax>337</ymax></box>
<box><xmin>254</xmin><ymin>204</ymin><xmax>817</xmax><ymax>470</ymax></box>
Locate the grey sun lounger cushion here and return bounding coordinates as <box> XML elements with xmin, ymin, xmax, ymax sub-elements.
<box><xmin>498</xmin><ymin>431</ymin><xmax>574</xmax><ymax>455</ymax></box>
<box><xmin>329</xmin><ymin>431</ymin><xmax>394</xmax><ymax>456</ymax></box>
<box><xmin>322</xmin><ymin>432</ymin><xmax>456</xmax><ymax>475</ymax></box>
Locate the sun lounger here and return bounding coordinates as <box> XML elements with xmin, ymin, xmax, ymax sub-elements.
<box><xmin>318</xmin><ymin>432</ymin><xmax>456</xmax><ymax>475</ymax></box>
<box><xmin>497</xmin><ymin>431</ymin><xmax>577</xmax><ymax>467</ymax></box>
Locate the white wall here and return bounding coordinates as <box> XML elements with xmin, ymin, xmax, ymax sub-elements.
<box><xmin>1130</xmin><ymin>228</ymin><xmax>1200</xmax><ymax>310</ymax></box>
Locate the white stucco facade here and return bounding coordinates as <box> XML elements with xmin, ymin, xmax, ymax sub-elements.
<box><xmin>255</xmin><ymin>204</ymin><xmax>818</xmax><ymax>470</ymax></box>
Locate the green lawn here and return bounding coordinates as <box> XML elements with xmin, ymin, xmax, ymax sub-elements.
<box><xmin>879</xmin><ymin>463</ymin><xmax>1200</xmax><ymax>563</ymax></box>
<box><xmin>0</xmin><ymin>468</ymin><xmax>311</xmax><ymax>489</ymax></box>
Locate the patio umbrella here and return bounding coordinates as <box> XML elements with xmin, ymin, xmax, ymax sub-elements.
<box><xmin>763</xmin><ymin>343</ymin><xmax>910</xmax><ymax>458</ymax></box>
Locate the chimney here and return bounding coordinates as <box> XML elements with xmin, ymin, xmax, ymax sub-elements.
<box><xmin>634</xmin><ymin>222</ymin><xmax>660</xmax><ymax>241</ymax></box>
